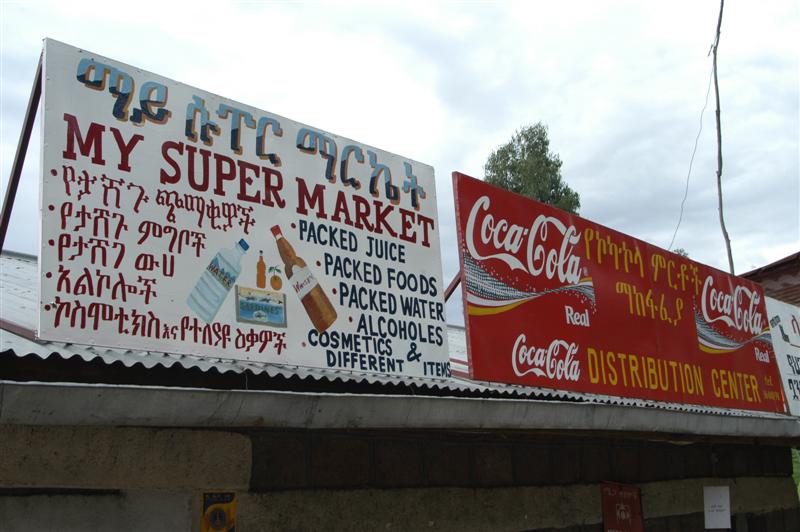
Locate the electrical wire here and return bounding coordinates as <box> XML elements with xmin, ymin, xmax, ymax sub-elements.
<box><xmin>667</xmin><ymin>61</ymin><xmax>715</xmax><ymax>252</ymax></box>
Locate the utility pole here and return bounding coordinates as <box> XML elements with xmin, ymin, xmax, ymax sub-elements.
<box><xmin>712</xmin><ymin>0</ymin><xmax>735</xmax><ymax>274</ymax></box>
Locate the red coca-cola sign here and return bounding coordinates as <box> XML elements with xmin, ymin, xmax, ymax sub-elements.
<box><xmin>452</xmin><ymin>172</ymin><xmax>786</xmax><ymax>413</ymax></box>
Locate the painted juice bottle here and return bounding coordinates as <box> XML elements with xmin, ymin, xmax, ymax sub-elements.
<box><xmin>256</xmin><ymin>250</ymin><xmax>267</xmax><ymax>289</ymax></box>
<box><xmin>187</xmin><ymin>239</ymin><xmax>249</xmax><ymax>323</ymax></box>
<box><xmin>271</xmin><ymin>225</ymin><xmax>337</xmax><ymax>332</ymax></box>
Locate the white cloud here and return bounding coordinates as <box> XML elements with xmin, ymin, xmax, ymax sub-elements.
<box><xmin>1</xmin><ymin>0</ymin><xmax>797</xmax><ymax>326</ymax></box>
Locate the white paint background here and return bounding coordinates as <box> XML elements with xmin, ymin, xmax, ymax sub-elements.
<box><xmin>765</xmin><ymin>297</ymin><xmax>800</xmax><ymax>416</ymax></box>
<box><xmin>38</xmin><ymin>40</ymin><xmax>448</xmax><ymax>376</ymax></box>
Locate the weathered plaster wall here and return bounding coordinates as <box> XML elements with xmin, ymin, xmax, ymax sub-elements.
<box><xmin>237</xmin><ymin>478</ymin><xmax>799</xmax><ymax>532</ymax></box>
<box><xmin>0</xmin><ymin>425</ymin><xmax>251</xmax><ymax>490</ymax></box>
<box><xmin>0</xmin><ymin>491</ymin><xmax>192</xmax><ymax>532</ymax></box>
<box><xmin>1</xmin><ymin>425</ymin><xmax>797</xmax><ymax>531</ymax></box>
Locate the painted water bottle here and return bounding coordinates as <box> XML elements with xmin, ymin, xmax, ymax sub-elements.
<box><xmin>187</xmin><ymin>239</ymin><xmax>249</xmax><ymax>323</ymax></box>
<box><xmin>271</xmin><ymin>225</ymin><xmax>337</xmax><ymax>332</ymax></box>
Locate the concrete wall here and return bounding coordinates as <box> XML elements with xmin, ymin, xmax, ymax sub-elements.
<box><xmin>0</xmin><ymin>491</ymin><xmax>193</xmax><ymax>532</ymax></box>
<box><xmin>0</xmin><ymin>426</ymin><xmax>250</xmax><ymax>490</ymax></box>
<box><xmin>237</xmin><ymin>478</ymin><xmax>799</xmax><ymax>532</ymax></box>
<box><xmin>1</xmin><ymin>425</ymin><xmax>798</xmax><ymax>531</ymax></box>
<box><xmin>247</xmin><ymin>430</ymin><xmax>794</xmax><ymax>489</ymax></box>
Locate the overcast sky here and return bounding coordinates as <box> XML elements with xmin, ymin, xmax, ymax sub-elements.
<box><xmin>1</xmin><ymin>0</ymin><xmax>798</xmax><ymax>325</ymax></box>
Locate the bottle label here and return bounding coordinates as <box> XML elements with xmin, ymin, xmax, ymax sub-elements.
<box><xmin>208</xmin><ymin>257</ymin><xmax>236</xmax><ymax>290</ymax></box>
<box><xmin>292</xmin><ymin>266</ymin><xmax>319</xmax><ymax>299</ymax></box>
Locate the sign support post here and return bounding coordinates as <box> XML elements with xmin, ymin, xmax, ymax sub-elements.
<box><xmin>0</xmin><ymin>54</ymin><xmax>42</xmax><ymax>252</ymax></box>
<box><xmin>444</xmin><ymin>271</ymin><xmax>461</xmax><ymax>302</ymax></box>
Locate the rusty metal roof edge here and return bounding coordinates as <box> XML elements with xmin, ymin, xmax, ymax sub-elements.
<box><xmin>0</xmin><ymin>249</ymin><xmax>37</xmax><ymax>261</ymax></box>
<box><xmin>740</xmin><ymin>251</ymin><xmax>800</xmax><ymax>278</ymax></box>
<box><xmin>454</xmin><ymin>375</ymin><xmax>799</xmax><ymax>418</ymax></box>
<box><xmin>0</xmin><ymin>327</ymin><xmax>487</xmax><ymax>394</ymax></box>
<box><xmin>2</xmin><ymin>326</ymin><xmax>794</xmax><ymax>420</ymax></box>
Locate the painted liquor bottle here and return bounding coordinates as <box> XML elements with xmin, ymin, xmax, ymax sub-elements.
<box><xmin>271</xmin><ymin>225</ymin><xmax>337</xmax><ymax>332</ymax></box>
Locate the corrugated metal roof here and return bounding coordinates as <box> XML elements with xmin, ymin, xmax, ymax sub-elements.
<box><xmin>0</xmin><ymin>251</ymin><xmax>793</xmax><ymax>419</ymax></box>
<box><xmin>0</xmin><ymin>320</ymin><xmax>594</xmax><ymax>401</ymax></box>
<box><xmin>741</xmin><ymin>252</ymin><xmax>800</xmax><ymax>306</ymax></box>
<box><xmin>1</xmin><ymin>252</ymin><xmax>39</xmax><ymax>330</ymax></box>
<box><xmin>741</xmin><ymin>251</ymin><xmax>800</xmax><ymax>278</ymax></box>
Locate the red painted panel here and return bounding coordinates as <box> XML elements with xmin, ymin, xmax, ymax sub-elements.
<box><xmin>453</xmin><ymin>172</ymin><xmax>785</xmax><ymax>413</ymax></box>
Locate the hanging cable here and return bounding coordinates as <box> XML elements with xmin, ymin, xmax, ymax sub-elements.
<box><xmin>667</xmin><ymin>55</ymin><xmax>715</xmax><ymax>252</ymax></box>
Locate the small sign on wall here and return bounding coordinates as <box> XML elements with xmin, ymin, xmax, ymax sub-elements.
<box><xmin>601</xmin><ymin>482</ymin><xmax>644</xmax><ymax>532</ymax></box>
<box><xmin>201</xmin><ymin>492</ymin><xmax>237</xmax><ymax>532</ymax></box>
<box><xmin>703</xmin><ymin>485</ymin><xmax>731</xmax><ymax>529</ymax></box>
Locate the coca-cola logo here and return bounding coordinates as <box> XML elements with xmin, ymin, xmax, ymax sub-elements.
<box><xmin>700</xmin><ymin>275</ymin><xmax>763</xmax><ymax>336</ymax></box>
<box><xmin>465</xmin><ymin>195</ymin><xmax>582</xmax><ymax>284</ymax></box>
<box><xmin>512</xmin><ymin>334</ymin><xmax>580</xmax><ymax>382</ymax></box>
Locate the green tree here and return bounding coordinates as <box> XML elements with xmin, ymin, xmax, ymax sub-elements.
<box><xmin>485</xmin><ymin>123</ymin><xmax>580</xmax><ymax>214</ymax></box>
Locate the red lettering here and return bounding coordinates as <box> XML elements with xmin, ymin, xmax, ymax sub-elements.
<box><xmin>110</xmin><ymin>127</ymin><xmax>143</xmax><ymax>172</ymax></box>
<box><xmin>352</xmin><ymin>195</ymin><xmax>374</xmax><ymax>231</ymax></box>
<box><xmin>62</xmin><ymin>113</ymin><xmax>105</xmax><ymax>165</ymax></box>
<box><xmin>399</xmin><ymin>208</ymin><xmax>415</xmax><ymax>244</ymax></box>
<box><xmin>213</xmin><ymin>153</ymin><xmax>237</xmax><ymax>196</ymax></box>
<box><xmin>236</xmin><ymin>160</ymin><xmax>262</xmax><ymax>204</ymax></box>
<box><xmin>331</xmin><ymin>190</ymin><xmax>353</xmax><ymax>225</ymax></box>
<box><xmin>160</xmin><ymin>141</ymin><xmax>183</xmax><ymax>184</ymax></box>
<box><xmin>262</xmin><ymin>167</ymin><xmax>285</xmax><ymax>208</ymax></box>
<box><xmin>296</xmin><ymin>177</ymin><xmax>327</xmax><ymax>219</ymax></box>
<box><xmin>417</xmin><ymin>213</ymin><xmax>435</xmax><ymax>248</ymax></box>
<box><xmin>372</xmin><ymin>200</ymin><xmax>397</xmax><ymax>238</ymax></box>
<box><xmin>186</xmin><ymin>144</ymin><xmax>211</xmax><ymax>191</ymax></box>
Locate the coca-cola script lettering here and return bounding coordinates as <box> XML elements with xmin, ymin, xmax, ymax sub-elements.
<box><xmin>453</xmin><ymin>172</ymin><xmax>786</xmax><ymax>414</ymax></box>
<box><xmin>700</xmin><ymin>276</ymin><xmax>764</xmax><ymax>336</ymax></box>
<box><xmin>465</xmin><ymin>195</ymin><xmax>582</xmax><ymax>284</ymax></box>
<box><xmin>512</xmin><ymin>334</ymin><xmax>580</xmax><ymax>382</ymax></box>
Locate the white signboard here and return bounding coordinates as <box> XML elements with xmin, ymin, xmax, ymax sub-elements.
<box><xmin>766</xmin><ymin>297</ymin><xmax>800</xmax><ymax>415</ymax></box>
<box><xmin>38</xmin><ymin>39</ymin><xmax>449</xmax><ymax>379</ymax></box>
<box><xmin>703</xmin><ymin>485</ymin><xmax>731</xmax><ymax>529</ymax></box>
